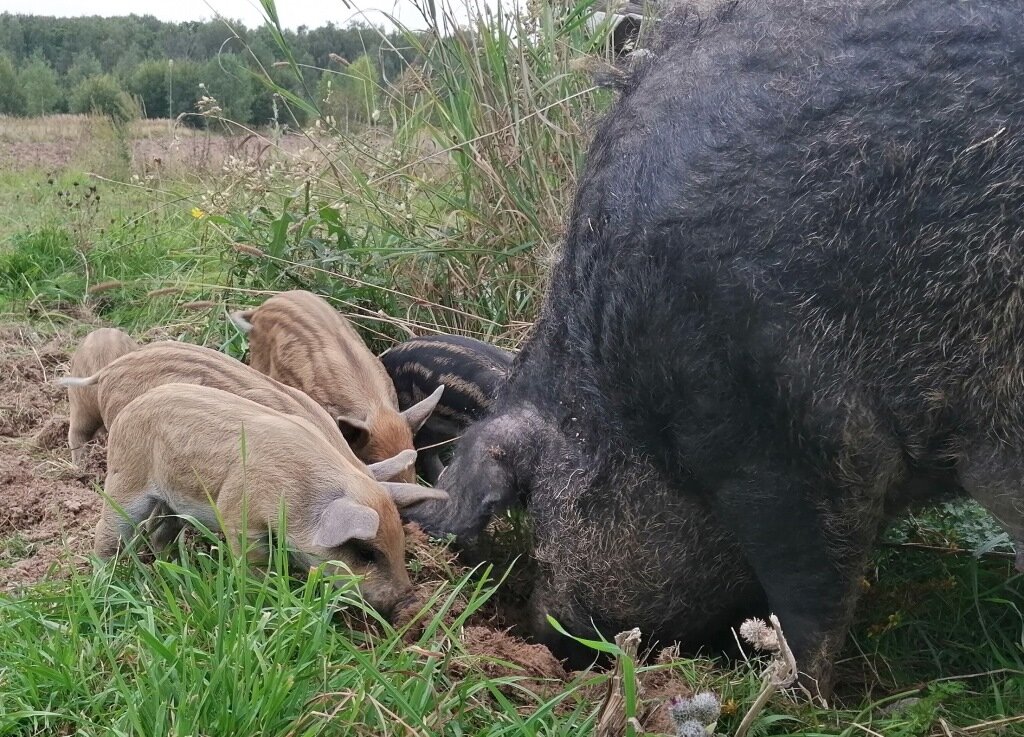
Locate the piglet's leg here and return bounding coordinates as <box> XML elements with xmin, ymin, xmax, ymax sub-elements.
<box><xmin>93</xmin><ymin>502</ymin><xmax>126</xmax><ymax>558</ymax></box>
<box><xmin>69</xmin><ymin>421</ymin><xmax>101</xmax><ymax>466</ymax></box>
<box><xmin>93</xmin><ymin>470</ymin><xmax>162</xmax><ymax>558</ymax></box>
<box><xmin>221</xmin><ymin>518</ymin><xmax>274</xmax><ymax>574</ymax></box>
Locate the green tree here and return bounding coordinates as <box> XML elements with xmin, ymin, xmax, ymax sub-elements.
<box><xmin>199</xmin><ymin>54</ymin><xmax>255</xmax><ymax>126</ymax></box>
<box><xmin>18</xmin><ymin>53</ymin><xmax>61</xmax><ymax>116</ymax></box>
<box><xmin>69</xmin><ymin>75</ymin><xmax>137</xmax><ymax>124</ymax></box>
<box><xmin>0</xmin><ymin>54</ymin><xmax>25</xmax><ymax>115</ymax></box>
<box><xmin>66</xmin><ymin>50</ymin><xmax>103</xmax><ymax>89</ymax></box>
<box><xmin>128</xmin><ymin>58</ymin><xmax>205</xmax><ymax>125</ymax></box>
<box><xmin>128</xmin><ymin>59</ymin><xmax>171</xmax><ymax>118</ymax></box>
<box><xmin>165</xmin><ymin>59</ymin><xmax>205</xmax><ymax>126</ymax></box>
<box><xmin>112</xmin><ymin>42</ymin><xmax>145</xmax><ymax>83</ymax></box>
<box><xmin>0</xmin><ymin>14</ymin><xmax>26</xmax><ymax>62</ymax></box>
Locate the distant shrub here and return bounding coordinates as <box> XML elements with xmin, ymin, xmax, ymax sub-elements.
<box><xmin>128</xmin><ymin>60</ymin><xmax>172</xmax><ymax>118</ymax></box>
<box><xmin>18</xmin><ymin>54</ymin><xmax>61</xmax><ymax>116</ymax></box>
<box><xmin>69</xmin><ymin>75</ymin><xmax>137</xmax><ymax>124</ymax></box>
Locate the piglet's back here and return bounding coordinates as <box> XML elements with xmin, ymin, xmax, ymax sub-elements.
<box><xmin>108</xmin><ymin>384</ymin><xmax>354</xmax><ymax>507</ymax></box>
<box><xmin>244</xmin><ymin>290</ymin><xmax>399</xmax><ymax>412</ymax></box>
<box><xmin>69</xmin><ymin>328</ymin><xmax>139</xmax><ymax>377</ymax></box>
<box><xmin>93</xmin><ymin>340</ymin><xmax>358</xmax><ymax>461</ymax></box>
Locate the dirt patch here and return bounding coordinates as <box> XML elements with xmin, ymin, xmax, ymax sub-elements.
<box><xmin>0</xmin><ymin>322</ymin><xmax>106</xmax><ymax>593</ymax></box>
<box><xmin>391</xmin><ymin>523</ymin><xmax>697</xmax><ymax>726</ymax></box>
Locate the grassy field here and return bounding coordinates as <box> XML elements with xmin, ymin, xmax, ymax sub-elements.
<box><xmin>1</xmin><ymin>1</ymin><xmax>1022</xmax><ymax>735</ymax></box>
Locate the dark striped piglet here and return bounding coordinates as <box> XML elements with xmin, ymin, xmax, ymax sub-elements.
<box><xmin>379</xmin><ymin>335</ymin><xmax>513</xmax><ymax>484</ymax></box>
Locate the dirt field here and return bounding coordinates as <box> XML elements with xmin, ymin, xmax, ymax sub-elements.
<box><xmin>0</xmin><ymin>319</ymin><xmax>693</xmax><ymax>731</ymax></box>
<box><xmin>0</xmin><ymin>322</ymin><xmax>108</xmax><ymax>592</ymax></box>
<box><xmin>0</xmin><ymin>114</ymin><xmax>317</xmax><ymax>175</ymax></box>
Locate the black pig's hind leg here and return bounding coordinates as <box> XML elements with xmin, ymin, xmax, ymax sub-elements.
<box><xmin>710</xmin><ymin>451</ymin><xmax>893</xmax><ymax>700</ymax></box>
<box><xmin>956</xmin><ymin>442</ymin><xmax>1024</xmax><ymax>572</ymax></box>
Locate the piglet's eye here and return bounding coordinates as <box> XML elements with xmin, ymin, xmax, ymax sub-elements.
<box><xmin>350</xmin><ymin>542</ymin><xmax>378</xmax><ymax>566</ymax></box>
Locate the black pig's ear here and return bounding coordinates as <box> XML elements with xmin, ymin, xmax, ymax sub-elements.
<box><xmin>337</xmin><ymin>415</ymin><xmax>371</xmax><ymax>450</ymax></box>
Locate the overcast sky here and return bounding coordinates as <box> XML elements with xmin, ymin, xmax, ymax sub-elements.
<box><xmin>0</xmin><ymin>0</ymin><xmax>478</xmax><ymax>30</ymax></box>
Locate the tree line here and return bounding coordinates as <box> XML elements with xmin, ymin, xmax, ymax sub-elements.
<box><xmin>0</xmin><ymin>13</ymin><xmax>417</xmax><ymax>126</ymax></box>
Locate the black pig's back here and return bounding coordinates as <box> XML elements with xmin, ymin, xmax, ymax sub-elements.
<box><xmin>541</xmin><ymin>0</ymin><xmax>1024</xmax><ymax>474</ymax></box>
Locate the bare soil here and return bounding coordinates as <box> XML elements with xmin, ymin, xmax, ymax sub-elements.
<box><xmin>0</xmin><ymin>321</ymin><xmax>693</xmax><ymax>732</ymax></box>
<box><xmin>1</xmin><ymin>117</ymin><xmax>315</xmax><ymax>177</ymax></box>
<box><xmin>0</xmin><ymin>322</ymin><xmax>105</xmax><ymax>593</ymax></box>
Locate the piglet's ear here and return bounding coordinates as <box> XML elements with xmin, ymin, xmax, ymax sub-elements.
<box><xmin>366</xmin><ymin>449</ymin><xmax>417</xmax><ymax>481</ymax></box>
<box><xmin>401</xmin><ymin>385</ymin><xmax>444</xmax><ymax>433</ymax></box>
<box><xmin>337</xmin><ymin>415</ymin><xmax>371</xmax><ymax>451</ymax></box>
<box><xmin>228</xmin><ymin>310</ymin><xmax>255</xmax><ymax>334</ymax></box>
<box><xmin>380</xmin><ymin>482</ymin><xmax>449</xmax><ymax>509</ymax></box>
<box><xmin>313</xmin><ymin>497</ymin><xmax>380</xmax><ymax>549</ymax></box>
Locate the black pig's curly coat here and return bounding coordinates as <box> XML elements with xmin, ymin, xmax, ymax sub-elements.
<box><xmin>407</xmin><ymin>0</ymin><xmax>1024</xmax><ymax>694</ymax></box>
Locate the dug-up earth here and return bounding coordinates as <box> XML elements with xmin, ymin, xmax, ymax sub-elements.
<box><xmin>0</xmin><ymin>320</ymin><xmax>695</xmax><ymax>733</ymax></box>
<box><xmin>0</xmin><ymin>321</ymin><xmax>106</xmax><ymax>591</ymax></box>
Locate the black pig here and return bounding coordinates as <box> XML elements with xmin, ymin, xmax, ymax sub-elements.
<box><xmin>404</xmin><ymin>0</ymin><xmax>1024</xmax><ymax>696</ymax></box>
<box><xmin>379</xmin><ymin>335</ymin><xmax>514</xmax><ymax>483</ymax></box>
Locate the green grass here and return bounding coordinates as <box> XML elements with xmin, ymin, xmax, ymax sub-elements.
<box><xmin>0</xmin><ymin>531</ymin><xmax>664</xmax><ymax>736</ymax></box>
<box><xmin>0</xmin><ymin>169</ymin><xmax>223</xmax><ymax>332</ymax></box>
<box><xmin>0</xmin><ymin>525</ymin><xmax>1019</xmax><ymax>736</ymax></box>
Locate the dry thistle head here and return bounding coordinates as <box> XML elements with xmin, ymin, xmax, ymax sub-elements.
<box><xmin>669</xmin><ymin>691</ymin><xmax>721</xmax><ymax>728</ymax></box>
<box><xmin>675</xmin><ymin>720</ymin><xmax>708</xmax><ymax>737</ymax></box>
<box><xmin>739</xmin><ymin>617</ymin><xmax>780</xmax><ymax>651</ymax></box>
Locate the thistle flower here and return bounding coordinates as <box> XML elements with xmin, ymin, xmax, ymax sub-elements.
<box><xmin>670</xmin><ymin>691</ymin><xmax>721</xmax><ymax>726</ymax></box>
<box><xmin>675</xmin><ymin>720</ymin><xmax>708</xmax><ymax>737</ymax></box>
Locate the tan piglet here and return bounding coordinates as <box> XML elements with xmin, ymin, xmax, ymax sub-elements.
<box><xmin>230</xmin><ymin>290</ymin><xmax>443</xmax><ymax>482</ymax></box>
<box><xmin>65</xmin><ymin>328</ymin><xmax>139</xmax><ymax>464</ymax></box>
<box><xmin>95</xmin><ymin>384</ymin><xmax>446</xmax><ymax>618</ymax></box>
<box><xmin>57</xmin><ymin>340</ymin><xmax>417</xmax><ymax>482</ymax></box>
